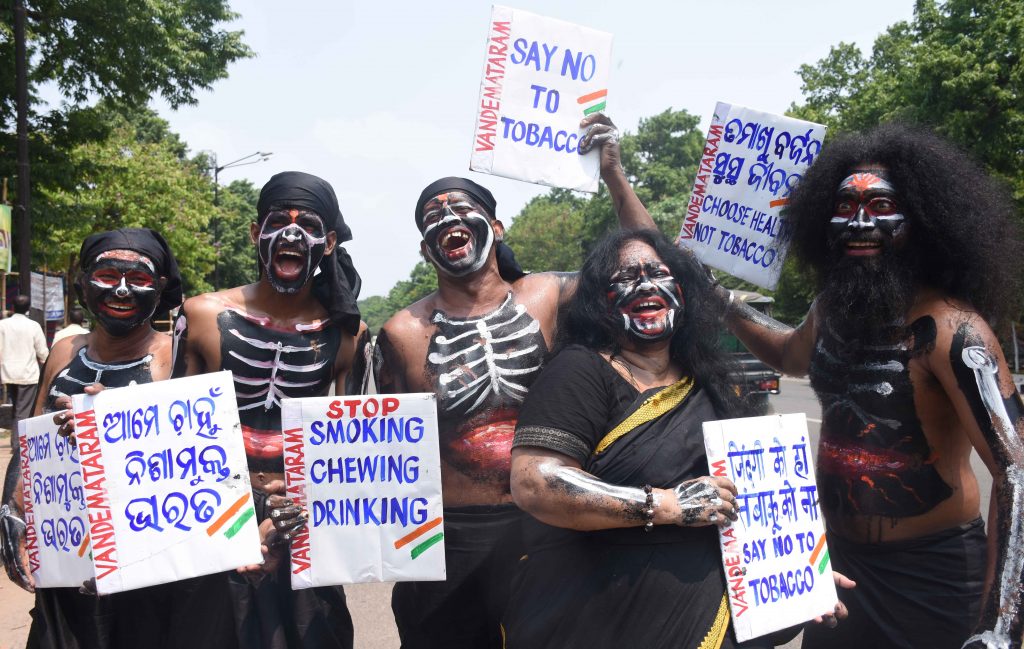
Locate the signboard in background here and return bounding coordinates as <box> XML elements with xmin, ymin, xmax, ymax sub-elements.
<box><xmin>30</xmin><ymin>272</ymin><xmax>64</xmax><ymax>321</ymax></box>
<box><xmin>703</xmin><ymin>413</ymin><xmax>837</xmax><ymax>642</ymax></box>
<box><xmin>677</xmin><ymin>103</ymin><xmax>827</xmax><ymax>290</ymax></box>
<box><xmin>0</xmin><ymin>205</ymin><xmax>11</xmax><ymax>272</ymax></box>
<box><xmin>18</xmin><ymin>413</ymin><xmax>94</xmax><ymax>588</ymax></box>
<box><xmin>71</xmin><ymin>371</ymin><xmax>262</xmax><ymax>594</ymax></box>
<box><xmin>282</xmin><ymin>394</ymin><xmax>445</xmax><ymax>588</ymax></box>
<box><xmin>470</xmin><ymin>5</ymin><xmax>613</xmax><ymax>193</ymax></box>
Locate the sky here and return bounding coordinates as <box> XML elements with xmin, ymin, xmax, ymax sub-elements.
<box><xmin>149</xmin><ymin>0</ymin><xmax>917</xmax><ymax>298</ymax></box>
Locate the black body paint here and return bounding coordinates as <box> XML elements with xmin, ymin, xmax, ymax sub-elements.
<box><xmin>426</xmin><ymin>292</ymin><xmax>547</xmax><ymax>478</ymax></box>
<box><xmin>46</xmin><ymin>347</ymin><xmax>154</xmax><ymax>412</ymax></box>
<box><xmin>809</xmin><ymin>316</ymin><xmax>952</xmax><ymax>519</ymax></box>
<box><xmin>950</xmin><ymin>322</ymin><xmax>1024</xmax><ymax>647</ymax></box>
<box><xmin>217</xmin><ymin>309</ymin><xmax>340</xmax><ymax>473</ymax></box>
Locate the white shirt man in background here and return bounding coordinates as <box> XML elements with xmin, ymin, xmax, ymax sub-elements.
<box><xmin>0</xmin><ymin>295</ymin><xmax>48</xmax><ymax>447</ymax></box>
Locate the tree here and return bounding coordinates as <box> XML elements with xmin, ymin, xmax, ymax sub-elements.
<box><xmin>0</xmin><ymin>0</ymin><xmax>252</xmax><ymax>129</ymax></box>
<box><xmin>36</xmin><ymin>108</ymin><xmax>216</xmax><ymax>292</ymax></box>
<box><xmin>504</xmin><ymin>190</ymin><xmax>586</xmax><ymax>272</ymax></box>
<box><xmin>792</xmin><ymin>0</ymin><xmax>1024</xmax><ymax>201</ymax></box>
<box><xmin>206</xmin><ymin>178</ymin><xmax>259</xmax><ymax>290</ymax></box>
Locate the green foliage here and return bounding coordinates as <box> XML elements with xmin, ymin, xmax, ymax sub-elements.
<box><xmin>791</xmin><ymin>0</ymin><xmax>1024</xmax><ymax>201</ymax></box>
<box><xmin>504</xmin><ymin>190</ymin><xmax>586</xmax><ymax>272</ymax></box>
<box><xmin>357</xmin><ymin>260</ymin><xmax>438</xmax><ymax>335</ymax></box>
<box><xmin>0</xmin><ymin>0</ymin><xmax>252</xmax><ymax>128</ymax></box>
<box><xmin>207</xmin><ymin>179</ymin><xmax>259</xmax><ymax>290</ymax></box>
<box><xmin>35</xmin><ymin>108</ymin><xmax>216</xmax><ymax>293</ymax></box>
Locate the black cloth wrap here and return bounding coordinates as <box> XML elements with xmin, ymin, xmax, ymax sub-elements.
<box><xmin>77</xmin><ymin>228</ymin><xmax>183</xmax><ymax>312</ymax></box>
<box><xmin>256</xmin><ymin>171</ymin><xmax>362</xmax><ymax>335</ymax></box>
<box><xmin>414</xmin><ymin>176</ymin><xmax>526</xmax><ymax>282</ymax></box>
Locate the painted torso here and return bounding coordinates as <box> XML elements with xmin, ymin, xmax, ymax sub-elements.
<box><xmin>809</xmin><ymin>316</ymin><xmax>953</xmax><ymax>525</ymax></box>
<box><xmin>427</xmin><ymin>292</ymin><xmax>547</xmax><ymax>478</ymax></box>
<box><xmin>46</xmin><ymin>346</ymin><xmax>154</xmax><ymax>412</ymax></box>
<box><xmin>217</xmin><ymin>307</ymin><xmax>340</xmax><ymax>473</ymax></box>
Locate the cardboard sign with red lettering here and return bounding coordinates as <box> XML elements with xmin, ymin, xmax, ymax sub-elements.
<box><xmin>704</xmin><ymin>413</ymin><xmax>837</xmax><ymax>642</ymax></box>
<box><xmin>281</xmin><ymin>394</ymin><xmax>445</xmax><ymax>588</ymax></box>
<box><xmin>470</xmin><ymin>5</ymin><xmax>613</xmax><ymax>192</ymax></box>
<box><xmin>676</xmin><ymin>102</ymin><xmax>826</xmax><ymax>290</ymax></box>
<box><xmin>72</xmin><ymin>371</ymin><xmax>261</xmax><ymax>594</ymax></box>
<box><xmin>18</xmin><ymin>413</ymin><xmax>94</xmax><ymax>588</ymax></box>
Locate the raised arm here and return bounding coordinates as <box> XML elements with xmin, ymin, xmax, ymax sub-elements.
<box><xmin>720</xmin><ymin>287</ymin><xmax>818</xmax><ymax>376</ymax></box>
<box><xmin>578</xmin><ymin>113</ymin><xmax>655</xmax><ymax>231</ymax></box>
<box><xmin>929</xmin><ymin>314</ymin><xmax>1024</xmax><ymax>648</ymax></box>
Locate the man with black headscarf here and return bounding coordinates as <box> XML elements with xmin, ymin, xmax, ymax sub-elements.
<box><xmin>375</xmin><ymin>114</ymin><xmax>658</xmax><ymax>649</ymax></box>
<box><xmin>172</xmin><ymin>171</ymin><xmax>365</xmax><ymax>649</ymax></box>
<box><xmin>0</xmin><ymin>228</ymin><xmax>237</xmax><ymax>649</ymax></box>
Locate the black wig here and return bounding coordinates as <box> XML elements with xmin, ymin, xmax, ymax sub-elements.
<box><xmin>782</xmin><ymin>123</ymin><xmax>1023</xmax><ymax>324</ymax></box>
<box><xmin>563</xmin><ymin>228</ymin><xmax>747</xmax><ymax>417</ymax></box>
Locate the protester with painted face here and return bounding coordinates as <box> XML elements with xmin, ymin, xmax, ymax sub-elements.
<box><xmin>375</xmin><ymin>113</ymin><xmax>660</xmax><ymax>648</ymax></box>
<box><xmin>172</xmin><ymin>171</ymin><xmax>364</xmax><ymax>649</ymax></box>
<box><xmin>0</xmin><ymin>228</ymin><xmax>237</xmax><ymax>649</ymax></box>
<box><xmin>721</xmin><ymin>124</ymin><xmax>1024</xmax><ymax>649</ymax></box>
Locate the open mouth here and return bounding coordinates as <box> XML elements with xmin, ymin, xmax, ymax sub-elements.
<box><xmin>626</xmin><ymin>295</ymin><xmax>668</xmax><ymax>317</ymax></box>
<box><xmin>438</xmin><ymin>226</ymin><xmax>474</xmax><ymax>260</ymax></box>
<box><xmin>272</xmin><ymin>247</ymin><xmax>308</xmax><ymax>280</ymax></box>
<box><xmin>100</xmin><ymin>300</ymin><xmax>138</xmax><ymax>318</ymax></box>
<box><xmin>844</xmin><ymin>240</ymin><xmax>882</xmax><ymax>256</ymax></box>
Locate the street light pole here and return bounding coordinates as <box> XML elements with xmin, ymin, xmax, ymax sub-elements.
<box><xmin>210</xmin><ymin>151</ymin><xmax>272</xmax><ymax>290</ymax></box>
<box><xmin>13</xmin><ymin>0</ymin><xmax>31</xmax><ymax>297</ymax></box>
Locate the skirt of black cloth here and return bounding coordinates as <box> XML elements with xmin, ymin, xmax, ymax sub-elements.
<box><xmin>802</xmin><ymin>518</ymin><xmax>986</xmax><ymax>649</ymax></box>
<box><xmin>27</xmin><ymin>574</ymin><xmax>238</xmax><ymax>649</ymax></box>
<box><xmin>502</xmin><ymin>525</ymin><xmax>755</xmax><ymax>649</ymax></box>
<box><xmin>391</xmin><ymin>504</ymin><xmax>525</xmax><ymax>649</ymax></box>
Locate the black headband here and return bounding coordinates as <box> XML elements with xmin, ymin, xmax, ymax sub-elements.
<box><xmin>415</xmin><ymin>177</ymin><xmax>497</xmax><ymax>230</ymax></box>
<box><xmin>78</xmin><ymin>228</ymin><xmax>183</xmax><ymax>311</ymax></box>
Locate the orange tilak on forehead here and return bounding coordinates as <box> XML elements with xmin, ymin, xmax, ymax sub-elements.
<box><xmin>842</xmin><ymin>173</ymin><xmax>891</xmax><ymax>193</ymax></box>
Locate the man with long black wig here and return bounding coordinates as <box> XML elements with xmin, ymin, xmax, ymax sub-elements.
<box><xmin>172</xmin><ymin>171</ymin><xmax>367</xmax><ymax>649</ymax></box>
<box><xmin>723</xmin><ymin>124</ymin><xmax>1024</xmax><ymax>649</ymax></box>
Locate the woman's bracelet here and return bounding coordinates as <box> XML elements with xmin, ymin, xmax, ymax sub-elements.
<box><xmin>642</xmin><ymin>484</ymin><xmax>655</xmax><ymax>532</ymax></box>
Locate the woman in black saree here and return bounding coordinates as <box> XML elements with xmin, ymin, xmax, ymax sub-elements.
<box><xmin>506</xmin><ymin>229</ymin><xmax>820</xmax><ymax>649</ymax></box>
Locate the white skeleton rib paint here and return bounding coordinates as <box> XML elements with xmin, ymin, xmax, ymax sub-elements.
<box><xmin>961</xmin><ymin>346</ymin><xmax>1024</xmax><ymax>649</ymax></box>
<box><xmin>428</xmin><ymin>293</ymin><xmax>543</xmax><ymax>414</ymax></box>
<box><xmin>49</xmin><ymin>348</ymin><xmax>152</xmax><ymax>402</ymax></box>
<box><xmin>227</xmin><ymin>327</ymin><xmax>329</xmax><ymax>411</ymax></box>
<box><xmin>675</xmin><ymin>479</ymin><xmax>722</xmax><ymax>523</ymax></box>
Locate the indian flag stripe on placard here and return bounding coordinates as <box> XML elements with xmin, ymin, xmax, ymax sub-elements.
<box><xmin>224</xmin><ymin>506</ymin><xmax>256</xmax><ymax>540</ymax></box>
<box><xmin>410</xmin><ymin>532</ymin><xmax>444</xmax><ymax>560</ymax></box>
<box><xmin>817</xmin><ymin>549</ymin><xmax>831</xmax><ymax>575</ymax></box>
<box><xmin>578</xmin><ymin>89</ymin><xmax>608</xmax><ymax>116</ymax></box>
<box><xmin>207</xmin><ymin>494</ymin><xmax>251</xmax><ymax>536</ymax></box>
<box><xmin>394</xmin><ymin>516</ymin><xmax>443</xmax><ymax>550</ymax></box>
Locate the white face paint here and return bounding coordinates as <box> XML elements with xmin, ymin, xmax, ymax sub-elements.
<box><xmin>257</xmin><ymin>209</ymin><xmax>328</xmax><ymax>294</ymax></box>
<box><xmin>420</xmin><ymin>193</ymin><xmax>496</xmax><ymax>278</ymax></box>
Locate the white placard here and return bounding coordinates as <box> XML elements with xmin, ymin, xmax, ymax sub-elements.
<box><xmin>704</xmin><ymin>413</ymin><xmax>837</xmax><ymax>642</ymax></box>
<box><xmin>30</xmin><ymin>272</ymin><xmax>65</xmax><ymax>321</ymax></box>
<box><xmin>282</xmin><ymin>394</ymin><xmax>445</xmax><ymax>588</ymax></box>
<box><xmin>677</xmin><ymin>103</ymin><xmax>827</xmax><ymax>290</ymax></box>
<box><xmin>71</xmin><ymin>371</ymin><xmax>262</xmax><ymax>594</ymax></box>
<box><xmin>18</xmin><ymin>414</ymin><xmax>94</xmax><ymax>588</ymax></box>
<box><xmin>470</xmin><ymin>5</ymin><xmax>613</xmax><ymax>193</ymax></box>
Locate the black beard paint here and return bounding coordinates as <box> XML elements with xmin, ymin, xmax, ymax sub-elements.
<box><xmin>606</xmin><ymin>262</ymin><xmax>683</xmax><ymax>342</ymax></box>
<box><xmin>83</xmin><ymin>254</ymin><xmax>160</xmax><ymax>337</ymax></box>
<box><xmin>421</xmin><ymin>198</ymin><xmax>495</xmax><ymax>277</ymax></box>
<box><xmin>258</xmin><ymin>209</ymin><xmax>328</xmax><ymax>294</ymax></box>
<box><xmin>819</xmin><ymin>248</ymin><xmax>918</xmax><ymax>343</ymax></box>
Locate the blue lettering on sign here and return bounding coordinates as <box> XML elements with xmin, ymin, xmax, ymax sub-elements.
<box><xmin>749</xmin><ymin>566</ymin><xmax>816</xmax><ymax>605</ymax></box>
<box><xmin>560</xmin><ymin>49</ymin><xmax>596</xmax><ymax>81</ymax></box>
<box><xmin>103</xmin><ymin>406</ymin><xmax>160</xmax><ymax>444</ymax></box>
<box><xmin>309</xmin><ymin>417</ymin><xmax>426</xmax><ymax>446</ymax></box>
<box><xmin>123</xmin><ymin>444</ymin><xmax>230</xmax><ymax>486</ymax></box>
<box><xmin>124</xmin><ymin>488</ymin><xmax>222</xmax><ymax>533</ymax></box>
<box><xmin>309</xmin><ymin>454</ymin><xmax>421</xmax><ymax>485</ymax></box>
<box><xmin>499</xmin><ymin>117</ymin><xmax>579</xmax><ymax>154</ymax></box>
<box><xmin>312</xmin><ymin>497</ymin><xmax>429</xmax><ymax>528</ymax></box>
<box><xmin>39</xmin><ymin>516</ymin><xmax>87</xmax><ymax>553</ymax></box>
<box><xmin>509</xmin><ymin>39</ymin><xmax>559</xmax><ymax>72</ymax></box>
<box><xmin>32</xmin><ymin>470</ymin><xmax>86</xmax><ymax>511</ymax></box>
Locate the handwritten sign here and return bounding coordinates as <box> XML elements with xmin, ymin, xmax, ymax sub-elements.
<box><xmin>704</xmin><ymin>413</ymin><xmax>837</xmax><ymax>642</ymax></box>
<box><xmin>18</xmin><ymin>414</ymin><xmax>93</xmax><ymax>588</ymax></box>
<box><xmin>71</xmin><ymin>371</ymin><xmax>261</xmax><ymax>594</ymax></box>
<box><xmin>470</xmin><ymin>5</ymin><xmax>613</xmax><ymax>193</ymax></box>
<box><xmin>282</xmin><ymin>394</ymin><xmax>445</xmax><ymax>587</ymax></box>
<box><xmin>677</xmin><ymin>103</ymin><xmax>826</xmax><ymax>290</ymax></box>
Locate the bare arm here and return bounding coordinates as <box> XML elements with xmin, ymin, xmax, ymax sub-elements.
<box><xmin>373</xmin><ymin>326</ymin><xmax>408</xmax><ymax>395</ymax></box>
<box><xmin>510</xmin><ymin>447</ymin><xmax>737</xmax><ymax>531</ymax></box>
<box><xmin>930</xmin><ymin>315</ymin><xmax>1024</xmax><ymax>648</ymax></box>
<box><xmin>342</xmin><ymin>322</ymin><xmax>371</xmax><ymax>396</ymax></box>
<box><xmin>171</xmin><ymin>301</ymin><xmax>207</xmax><ymax>379</ymax></box>
<box><xmin>721</xmin><ymin>287</ymin><xmax>818</xmax><ymax>376</ymax></box>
